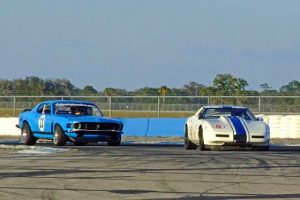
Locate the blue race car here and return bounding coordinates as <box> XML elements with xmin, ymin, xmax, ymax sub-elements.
<box><xmin>17</xmin><ymin>100</ymin><xmax>123</xmax><ymax>146</ymax></box>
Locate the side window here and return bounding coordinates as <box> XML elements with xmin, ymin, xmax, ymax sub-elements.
<box><xmin>37</xmin><ymin>105</ymin><xmax>44</xmax><ymax>114</ymax></box>
<box><xmin>37</xmin><ymin>104</ymin><xmax>51</xmax><ymax>115</ymax></box>
<box><xmin>199</xmin><ymin>109</ymin><xmax>207</xmax><ymax>119</ymax></box>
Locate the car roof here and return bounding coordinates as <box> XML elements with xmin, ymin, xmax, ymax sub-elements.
<box><xmin>202</xmin><ymin>105</ymin><xmax>248</xmax><ymax>109</ymax></box>
<box><xmin>41</xmin><ymin>100</ymin><xmax>96</xmax><ymax>105</ymax></box>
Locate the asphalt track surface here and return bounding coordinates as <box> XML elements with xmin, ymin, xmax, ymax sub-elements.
<box><xmin>0</xmin><ymin>139</ymin><xmax>300</xmax><ymax>200</ymax></box>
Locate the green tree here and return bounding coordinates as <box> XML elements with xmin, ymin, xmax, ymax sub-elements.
<box><xmin>158</xmin><ymin>85</ymin><xmax>171</xmax><ymax>96</ymax></box>
<box><xmin>104</xmin><ymin>88</ymin><xmax>117</xmax><ymax>96</ymax></box>
<box><xmin>183</xmin><ymin>81</ymin><xmax>205</xmax><ymax>96</ymax></box>
<box><xmin>158</xmin><ymin>85</ymin><xmax>171</xmax><ymax>104</ymax></box>
<box><xmin>169</xmin><ymin>88</ymin><xmax>187</xmax><ymax>96</ymax></box>
<box><xmin>259</xmin><ymin>83</ymin><xmax>278</xmax><ymax>96</ymax></box>
<box><xmin>53</xmin><ymin>79</ymin><xmax>76</xmax><ymax>95</ymax></box>
<box><xmin>24</xmin><ymin>76</ymin><xmax>45</xmax><ymax>95</ymax></box>
<box><xmin>280</xmin><ymin>80</ymin><xmax>300</xmax><ymax>95</ymax></box>
<box><xmin>213</xmin><ymin>73</ymin><xmax>248</xmax><ymax>96</ymax></box>
<box><xmin>103</xmin><ymin>88</ymin><xmax>127</xmax><ymax>96</ymax></box>
<box><xmin>134</xmin><ymin>87</ymin><xmax>159</xmax><ymax>96</ymax></box>
<box><xmin>198</xmin><ymin>86</ymin><xmax>216</xmax><ymax>96</ymax></box>
<box><xmin>80</xmin><ymin>85</ymin><xmax>98</xmax><ymax>96</ymax></box>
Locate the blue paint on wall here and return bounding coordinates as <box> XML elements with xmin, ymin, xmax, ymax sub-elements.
<box><xmin>120</xmin><ymin>118</ymin><xmax>186</xmax><ymax>137</ymax></box>
<box><xmin>120</xmin><ymin>118</ymin><xmax>149</xmax><ymax>137</ymax></box>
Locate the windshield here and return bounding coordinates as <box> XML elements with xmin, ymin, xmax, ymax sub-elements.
<box><xmin>54</xmin><ymin>103</ymin><xmax>103</xmax><ymax>117</ymax></box>
<box><xmin>200</xmin><ymin>107</ymin><xmax>255</xmax><ymax>120</ymax></box>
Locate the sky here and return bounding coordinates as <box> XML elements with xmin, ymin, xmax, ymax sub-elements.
<box><xmin>0</xmin><ymin>0</ymin><xmax>300</xmax><ymax>91</ymax></box>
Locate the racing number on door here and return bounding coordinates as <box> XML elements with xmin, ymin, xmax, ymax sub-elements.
<box><xmin>38</xmin><ymin>115</ymin><xmax>45</xmax><ymax>131</ymax></box>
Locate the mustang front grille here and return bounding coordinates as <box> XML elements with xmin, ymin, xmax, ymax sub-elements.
<box><xmin>73</xmin><ymin>122</ymin><xmax>121</xmax><ymax>131</ymax></box>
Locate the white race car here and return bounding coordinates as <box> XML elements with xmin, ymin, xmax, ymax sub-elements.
<box><xmin>184</xmin><ymin>105</ymin><xmax>270</xmax><ymax>150</ymax></box>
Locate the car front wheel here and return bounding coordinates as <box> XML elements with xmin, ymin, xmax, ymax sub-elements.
<box><xmin>53</xmin><ymin>125</ymin><xmax>67</xmax><ymax>146</ymax></box>
<box><xmin>107</xmin><ymin>134</ymin><xmax>121</xmax><ymax>146</ymax></box>
<box><xmin>199</xmin><ymin>127</ymin><xmax>206</xmax><ymax>151</ymax></box>
<box><xmin>184</xmin><ymin>126</ymin><xmax>197</xmax><ymax>150</ymax></box>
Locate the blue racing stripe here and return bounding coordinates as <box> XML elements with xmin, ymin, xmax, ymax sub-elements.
<box><xmin>228</xmin><ymin>116</ymin><xmax>246</xmax><ymax>136</ymax></box>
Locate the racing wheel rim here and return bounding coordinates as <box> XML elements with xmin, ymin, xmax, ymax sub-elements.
<box><xmin>21</xmin><ymin>127</ymin><xmax>27</xmax><ymax>143</ymax></box>
<box><xmin>53</xmin><ymin>129</ymin><xmax>59</xmax><ymax>144</ymax></box>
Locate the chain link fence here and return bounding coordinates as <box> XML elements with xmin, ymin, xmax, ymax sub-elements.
<box><xmin>0</xmin><ymin>96</ymin><xmax>300</xmax><ymax>117</ymax></box>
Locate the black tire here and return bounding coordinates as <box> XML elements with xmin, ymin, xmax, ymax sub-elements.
<box><xmin>184</xmin><ymin>126</ymin><xmax>197</xmax><ymax>150</ymax></box>
<box><xmin>107</xmin><ymin>134</ymin><xmax>121</xmax><ymax>146</ymax></box>
<box><xmin>21</xmin><ymin>122</ymin><xmax>37</xmax><ymax>145</ymax></box>
<box><xmin>199</xmin><ymin>127</ymin><xmax>206</xmax><ymax>151</ymax></box>
<box><xmin>252</xmin><ymin>145</ymin><xmax>269</xmax><ymax>151</ymax></box>
<box><xmin>53</xmin><ymin>125</ymin><xmax>67</xmax><ymax>146</ymax></box>
<box><xmin>73</xmin><ymin>141</ymin><xmax>88</xmax><ymax>146</ymax></box>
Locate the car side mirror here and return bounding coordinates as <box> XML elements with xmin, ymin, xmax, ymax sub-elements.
<box><xmin>256</xmin><ymin>117</ymin><xmax>263</xmax><ymax>121</ymax></box>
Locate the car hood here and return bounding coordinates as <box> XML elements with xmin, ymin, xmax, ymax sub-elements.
<box><xmin>64</xmin><ymin>116</ymin><xmax>121</xmax><ymax>124</ymax></box>
<box><xmin>204</xmin><ymin>116</ymin><xmax>268</xmax><ymax>134</ymax></box>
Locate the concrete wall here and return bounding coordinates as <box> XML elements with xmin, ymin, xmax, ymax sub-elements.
<box><xmin>1</xmin><ymin>116</ymin><xmax>300</xmax><ymax>138</ymax></box>
<box><xmin>121</xmin><ymin>118</ymin><xmax>186</xmax><ymax>137</ymax></box>
<box><xmin>0</xmin><ymin>118</ymin><xmax>19</xmax><ymax>136</ymax></box>
<box><xmin>0</xmin><ymin>117</ymin><xmax>186</xmax><ymax>137</ymax></box>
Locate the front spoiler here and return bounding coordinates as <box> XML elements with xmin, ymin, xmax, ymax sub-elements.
<box><xmin>206</xmin><ymin>143</ymin><xmax>269</xmax><ymax>150</ymax></box>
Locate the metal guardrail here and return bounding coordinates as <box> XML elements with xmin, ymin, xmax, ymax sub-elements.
<box><xmin>0</xmin><ymin>95</ymin><xmax>300</xmax><ymax>117</ymax></box>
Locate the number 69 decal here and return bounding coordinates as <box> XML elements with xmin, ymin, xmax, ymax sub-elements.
<box><xmin>38</xmin><ymin>115</ymin><xmax>46</xmax><ymax>131</ymax></box>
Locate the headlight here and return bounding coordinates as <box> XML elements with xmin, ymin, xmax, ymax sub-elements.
<box><xmin>73</xmin><ymin>123</ymin><xmax>80</xmax><ymax>129</ymax></box>
<box><xmin>214</xmin><ymin>124</ymin><xmax>225</xmax><ymax>129</ymax></box>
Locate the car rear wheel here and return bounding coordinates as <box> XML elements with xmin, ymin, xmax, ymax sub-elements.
<box><xmin>108</xmin><ymin>134</ymin><xmax>121</xmax><ymax>146</ymax></box>
<box><xmin>184</xmin><ymin>126</ymin><xmax>197</xmax><ymax>150</ymax></box>
<box><xmin>199</xmin><ymin>127</ymin><xmax>206</xmax><ymax>151</ymax></box>
<box><xmin>53</xmin><ymin>125</ymin><xmax>67</xmax><ymax>146</ymax></box>
<box><xmin>21</xmin><ymin>122</ymin><xmax>37</xmax><ymax>145</ymax></box>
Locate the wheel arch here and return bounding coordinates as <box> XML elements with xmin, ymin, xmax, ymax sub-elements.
<box><xmin>185</xmin><ymin>124</ymin><xmax>189</xmax><ymax>137</ymax></box>
<box><xmin>53</xmin><ymin>122</ymin><xmax>62</xmax><ymax>131</ymax></box>
<box><xmin>21</xmin><ymin>120</ymin><xmax>33</xmax><ymax>132</ymax></box>
<box><xmin>197</xmin><ymin>125</ymin><xmax>203</xmax><ymax>141</ymax></box>
<box><xmin>22</xmin><ymin>120</ymin><xmax>29</xmax><ymax>127</ymax></box>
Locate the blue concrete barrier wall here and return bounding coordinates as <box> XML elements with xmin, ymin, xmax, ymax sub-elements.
<box><xmin>120</xmin><ymin>118</ymin><xmax>187</xmax><ymax>137</ymax></box>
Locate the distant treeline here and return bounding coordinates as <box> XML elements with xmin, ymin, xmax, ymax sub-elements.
<box><xmin>0</xmin><ymin>74</ymin><xmax>299</xmax><ymax>96</ymax></box>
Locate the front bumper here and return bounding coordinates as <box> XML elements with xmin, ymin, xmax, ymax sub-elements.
<box><xmin>65</xmin><ymin>130</ymin><xmax>122</xmax><ymax>142</ymax></box>
<box><xmin>205</xmin><ymin>134</ymin><xmax>269</xmax><ymax>147</ymax></box>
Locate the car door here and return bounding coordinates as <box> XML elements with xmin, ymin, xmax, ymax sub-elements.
<box><xmin>35</xmin><ymin>103</ymin><xmax>53</xmax><ymax>134</ymax></box>
<box><xmin>28</xmin><ymin>104</ymin><xmax>44</xmax><ymax>133</ymax></box>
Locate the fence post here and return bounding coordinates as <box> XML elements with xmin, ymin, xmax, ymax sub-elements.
<box><xmin>258</xmin><ymin>97</ymin><xmax>261</xmax><ymax>114</ymax></box>
<box><xmin>13</xmin><ymin>96</ymin><xmax>16</xmax><ymax>117</ymax></box>
<box><xmin>207</xmin><ymin>96</ymin><xmax>210</xmax><ymax>105</ymax></box>
<box><xmin>109</xmin><ymin>97</ymin><xmax>112</xmax><ymax>117</ymax></box>
<box><xmin>157</xmin><ymin>97</ymin><xmax>160</xmax><ymax>118</ymax></box>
